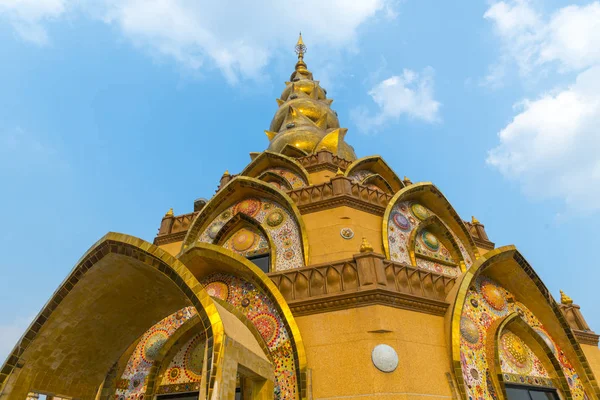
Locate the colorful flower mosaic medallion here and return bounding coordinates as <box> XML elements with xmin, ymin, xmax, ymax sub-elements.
<box><xmin>184</xmin><ymin>336</ymin><xmax>205</xmax><ymax>380</ymax></box>
<box><xmin>266</xmin><ymin>210</ymin><xmax>285</xmax><ymax>227</ymax></box>
<box><xmin>340</xmin><ymin>227</ymin><xmax>354</xmax><ymax>239</ymax></box>
<box><xmin>143</xmin><ymin>330</ymin><xmax>169</xmax><ymax>362</ymax></box>
<box><xmin>252</xmin><ymin>312</ymin><xmax>280</xmax><ymax>347</ymax></box>
<box><xmin>421</xmin><ymin>230</ymin><xmax>440</xmax><ymax>251</ymax></box>
<box><xmin>411</xmin><ymin>203</ymin><xmax>429</xmax><ymax>220</ymax></box>
<box><xmin>204</xmin><ymin>281</ymin><xmax>229</xmax><ymax>301</ymax></box>
<box><xmin>230</xmin><ymin>228</ymin><xmax>256</xmax><ymax>251</ymax></box>
<box><xmin>392</xmin><ymin>212</ymin><xmax>411</xmax><ymax>231</ymax></box>
<box><xmin>158</xmin><ymin>332</ymin><xmax>206</xmax><ymax>389</ymax></box>
<box><xmin>234</xmin><ymin>198</ymin><xmax>262</xmax><ymax>217</ymax></box>
<box><xmin>459</xmin><ymin>276</ymin><xmax>586</xmax><ymax>399</ymax></box>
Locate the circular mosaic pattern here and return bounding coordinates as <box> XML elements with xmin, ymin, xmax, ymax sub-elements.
<box><xmin>252</xmin><ymin>313</ymin><xmax>280</xmax><ymax>346</ymax></box>
<box><xmin>168</xmin><ymin>367</ymin><xmax>180</xmax><ymax>381</ymax></box>
<box><xmin>501</xmin><ymin>332</ymin><xmax>531</xmax><ymax>373</ymax></box>
<box><xmin>266</xmin><ymin>210</ymin><xmax>285</xmax><ymax>227</ymax></box>
<box><xmin>392</xmin><ymin>212</ymin><xmax>411</xmax><ymax>231</ymax></box>
<box><xmin>460</xmin><ymin>316</ymin><xmax>481</xmax><ymax>346</ymax></box>
<box><xmin>411</xmin><ymin>203</ymin><xmax>429</xmax><ymax>220</ymax></box>
<box><xmin>481</xmin><ymin>279</ymin><xmax>507</xmax><ymax>311</ymax></box>
<box><xmin>283</xmin><ymin>249</ymin><xmax>295</xmax><ymax>260</ymax></box>
<box><xmin>207</xmin><ymin>222</ymin><xmax>224</xmax><ymax>240</ymax></box>
<box><xmin>184</xmin><ymin>336</ymin><xmax>205</xmax><ymax>380</ymax></box>
<box><xmin>470</xmin><ymin>298</ymin><xmax>479</xmax><ymax>308</ymax></box>
<box><xmin>241</xmin><ymin>298</ymin><xmax>250</xmax><ymax>307</ymax></box>
<box><xmin>175</xmin><ymin>310</ymin><xmax>184</xmax><ymax>320</ymax></box>
<box><xmin>234</xmin><ymin>198</ymin><xmax>261</xmax><ymax>217</ymax></box>
<box><xmin>231</xmin><ymin>228</ymin><xmax>257</xmax><ymax>252</ymax></box>
<box><xmin>421</xmin><ymin>230</ymin><xmax>440</xmax><ymax>251</ymax></box>
<box><xmin>371</xmin><ymin>344</ymin><xmax>399</xmax><ymax>373</ymax></box>
<box><xmin>204</xmin><ymin>281</ymin><xmax>229</xmax><ymax>300</ymax></box>
<box><xmin>535</xmin><ymin>328</ymin><xmax>556</xmax><ymax>354</ymax></box>
<box><xmin>221</xmin><ymin>210</ymin><xmax>231</xmax><ymax>220</ymax></box>
<box><xmin>142</xmin><ymin>330</ymin><xmax>168</xmax><ymax>362</ymax></box>
<box><xmin>340</xmin><ymin>227</ymin><xmax>354</xmax><ymax>239</ymax></box>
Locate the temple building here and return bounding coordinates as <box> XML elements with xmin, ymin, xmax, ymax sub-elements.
<box><xmin>3</xmin><ymin>35</ymin><xmax>600</xmax><ymax>400</ymax></box>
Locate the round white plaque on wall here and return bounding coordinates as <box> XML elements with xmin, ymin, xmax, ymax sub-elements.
<box><xmin>371</xmin><ymin>344</ymin><xmax>398</xmax><ymax>373</ymax></box>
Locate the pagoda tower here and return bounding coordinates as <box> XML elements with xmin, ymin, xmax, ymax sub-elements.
<box><xmin>2</xmin><ymin>36</ymin><xmax>600</xmax><ymax>400</ymax></box>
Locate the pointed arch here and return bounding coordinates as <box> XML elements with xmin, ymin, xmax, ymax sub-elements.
<box><xmin>257</xmin><ymin>171</ymin><xmax>294</xmax><ymax>190</ymax></box>
<box><xmin>214</xmin><ymin>212</ymin><xmax>277</xmax><ymax>272</ymax></box>
<box><xmin>447</xmin><ymin>246</ymin><xmax>600</xmax><ymax>400</ymax></box>
<box><xmin>179</xmin><ymin>242</ymin><xmax>308</xmax><ymax>400</ymax></box>
<box><xmin>181</xmin><ymin>176</ymin><xmax>310</xmax><ymax>266</ymax></box>
<box><xmin>486</xmin><ymin>313</ymin><xmax>573</xmax><ymax>399</ymax></box>
<box><xmin>0</xmin><ymin>233</ymin><xmax>225</xmax><ymax>400</ymax></box>
<box><xmin>361</xmin><ymin>173</ymin><xmax>394</xmax><ymax>194</ymax></box>
<box><xmin>383</xmin><ymin>182</ymin><xmax>479</xmax><ymax>263</ymax></box>
<box><xmin>407</xmin><ymin>215</ymin><xmax>466</xmax><ymax>275</ymax></box>
<box><xmin>344</xmin><ymin>155</ymin><xmax>404</xmax><ymax>193</ymax></box>
<box><xmin>241</xmin><ymin>151</ymin><xmax>311</xmax><ymax>186</ymax></box>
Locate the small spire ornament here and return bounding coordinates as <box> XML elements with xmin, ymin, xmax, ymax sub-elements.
<box><xmin>165</xmin><ymin>208</ymin><xmax>174</xmax><ymax>217</ymax></box>
<box><xmin>336</xmin><ymin>168</ymin><xmax>344</xmax><ymax>176</ymax></box>
<box><xmin>472</xmin><ymin>216</ymin><xmax>480</xmax><ymax>224</ymax></box>
<box><xmin>560</xmin><ymin>290</ymin><xmax>573</xmax><ymax>305</ymax></box>
<box><xmin>360</xmin><ymin>237</ymin><xmax>374</xmax><ymax>253</ymax></box>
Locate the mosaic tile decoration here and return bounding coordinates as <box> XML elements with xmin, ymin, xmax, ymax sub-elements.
<box><xmin>459</xmin><ymin>276</ymin><xmax>586</xmax><ymax>399</ymax></box>
<box><xmin>264</xmin><ymin>167</ymin><xmax>307</xmax><ymax>189</ymax></box>
<box><xmin>201</xmin><ymin>273</ymin><xmax>298</xmax><ymax>400</ymax></box>
<box><xmin>349</xmin><ymin>169</ymin><xmax>384</xmax><ymax>191</ymax></box>
<box><xmin>158</xmin><ymin>333</ymin><xmax>206</xmax><ymax>391</ymax></box>
<box><xmin>387</xmin><ymin>201</ymin><xmax>472</xmax><ymax>277</ymax></box>
<box><xmin>199</xmin><ymin>197</ymin><xmax>305</xmax><ymax>271</ymax></box>
<box><xmin>115</xmin><ymin>307</ymin><xmax>197</xmax><ymax>400</ymax></box>
<box><xmin>222</xmin><ymin>226</ymin><xmax>269</xmax><ymax>258</ymax></box>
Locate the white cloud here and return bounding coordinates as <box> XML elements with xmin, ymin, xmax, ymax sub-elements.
<box><xmin>1</xmin><ymin>0</ymin><xmax>395</xmax><ymax>83</ymax></box>
<box><xmin>0</xmin><ymin>0</ymin><xmax>67</xmax><ymax>45</ymax></box>
<box><xmin>0</xmin><ymin>315</ymin><xmax>34</xmax><ymax>364</ymax></box>
<box><xmin>485</xmin><ymin>1</ymin><xmax>600</xmax><ymax>212</ymax></box>
<box><xmin>487</xmin><ymin>66</ymin><xmax>600</xmax><ymax>211</ymax></box>
<box><xmin>484</xmin><ymin>0</ymin><xmax>600</xmax><ymax>80</ymax></box>
<box><xmin>352</xmin><ymin>67</ymin><xmax>441</xmax><ymax>132</ymax></box>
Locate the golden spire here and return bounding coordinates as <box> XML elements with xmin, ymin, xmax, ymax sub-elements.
<box><xmin>336</xmin><ymin>168</ymin><xmax>344</xmax><ymax>176</ymax></box>
<box><xmin>472</xmin><ymin>216</ymin><xmax>480</xmax><ymax>224</ymax></box>
<box><xmin>360</xmin><ymin>237</ymin><xmax>374</xmax><ymax>253</ymax></box>
<box><xmin>560</xmin><ymin>290</ymin><xmax>573</xmax><ymax>305</ymax></box>
<box><xmin>165</xmin><ymin>208</ymin><xmax>174</xmax><ymax>217</ymax></box>
<box><xmin>295</xmin><ymin>32</ymin><xmax>306</xmax><ymax>61</ymax></box>
<box><xmin>223</xmin><ymin>170</ymin><xmax>230</xmax><ymax>176</ymax></box>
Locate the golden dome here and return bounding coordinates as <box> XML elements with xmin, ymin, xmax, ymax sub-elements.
<box><xmin>265</xmin><ymin>34</ymin><xmax>357</xmax><ymax>161</ymax></box>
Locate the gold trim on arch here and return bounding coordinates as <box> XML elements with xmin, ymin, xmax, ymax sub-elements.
<box><xmin>344</xmin><ymin>155</ymin><xmax>404</xmax><ymax>193</ymax></box>
<box><xmin>0</xmin><ymin>233</ymin><xmax>226</xmax><ymax>400</ymax></box>
<box><xmin>181</xmin><ymin>176</ymin><xmax>310</xmax><ymax>266</ymax></box>
<box><xmin>213</xmin><ymin>213</ymin><xmax>278</xmax><ymax>273</ymax></box>
<box><xmin>408</xmin><ymin>215</ymin><xmax>467</xmax><ymax>273</ymax></box>
<box><xmin>241</xmin><ymin>150</ymin><xmax>312</xmax><ymax>186</ymax></box>
<box><xmin>447</xmin><ymin>246</ymin><xmax>600</xmax><ymax>400</ymax></box>
<box><xmin>487</xmin><ymin>313</ymin><xmax>573</xmax><ymax>400</ymax></box>
<box><xmin>382</xmin><ymin>182</ymin><xmax>479</xmax><ymax>262</ymax></box>
<box><xmin>178</xmin><ymin>242</ymin><xmax>309</xmax><ymax>400</ymax></box>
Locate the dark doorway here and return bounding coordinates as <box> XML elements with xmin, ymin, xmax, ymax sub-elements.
<box><xmin>505</xmin><ymin>384</ymin><xmax>560</xmax><ymax>400</ymax></box>
<box><xmin>248</xmin><ymin>253</ymin><xmax>270</xmax><ymax>273</ymax></box>
<box><xmin>156</xmin><ymin>392</ymin><xmax>200</xmax><ymax>400</ymax></box>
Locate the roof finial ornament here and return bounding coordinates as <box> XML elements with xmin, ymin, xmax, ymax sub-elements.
<box><xmin>295</xmin><ymin>32</ymin><xmax>306</xmax><ymax>60</ymax></box>
<box><xmin>165</xmin><ymin>208</ymin><xmax>174</xmax><ymax>217</ymax></box>
<box><xmin>560</xmin><ymin>290</ymin><xmax>573</xmax><ymax>305</ymax></box>
<box><xmin>472</xmin><ymin>216</ymin><xmax>480</xmax><ymax>225</ymax></box>
<box><xmin>360</xmin><ymin>237</ymin><xmax>374</xmax><ymax>253</ymax></box>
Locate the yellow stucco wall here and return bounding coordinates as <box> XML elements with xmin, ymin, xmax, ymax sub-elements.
<box><xmin>159</xmin><ymin>241</ymin><xmax>183</xmax><ymax>256</ymax></box>
<box><xmin>309</xmin><ymin>170</ymin><xmax>337</xmax><ymax>185</ymax></box>
<box><xmin>302</xmin><ymin>207</ymin><xmax>383</xmax><ymax>264</ymax></box>
<box><xmin>581</xmin><ymin>344</ymin><xmax>600</xmax><ymax>382</ymax></box>
<box><xmin>296</xmin><ymin>305</ymin><xmax>453</xmax><ymax>399</ymax></box>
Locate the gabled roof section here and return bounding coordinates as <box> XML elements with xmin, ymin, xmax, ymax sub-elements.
<box><xmin>345</xmin><ymin>155</ymin><xmax>404</xmax><ymax>193</ymax></box>
<box><xmin>241</xmin><ymin>151</ymin><xmax>311</xmax><ymax>185</ymax></box>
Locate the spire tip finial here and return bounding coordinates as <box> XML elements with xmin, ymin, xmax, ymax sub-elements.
<box><xmin>560</xmin><ymin>290</ymin><xmax>573</xmax><ymax>305</ymax></box>
<box><xmin>295</xmin><ymin>32</ymin><xmax>306</xmax><ymax>59</ymax></box>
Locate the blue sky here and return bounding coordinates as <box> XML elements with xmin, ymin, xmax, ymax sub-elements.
<box><xmin>1</xmin><ymin>0</ymin><xmax>600</xmax><ymax>362</ymax></box>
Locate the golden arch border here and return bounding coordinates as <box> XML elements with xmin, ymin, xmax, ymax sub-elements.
<box><xmin>179</xmin><ymin>242</ymin><xmax>309</xmax><ymax>400</ymax></box>
<box><xmin>407</xmin><ymin>215</ymin><xmax>467</xmax><ymax>273</ymax></box>
<box><xmin>344</xmin><ymin>155</ymin><xmax>404</xmax><ymax>193</ymax></box>
<box><xmin>181</xmin><ymin>176</ymin><xmax>310</xmax><ymax>266</ymax></box>
<box><xmin>0</xmin><ymin>233</ymin><xmax>226</xmax><ymax>400</ymax></box>
<box><xmin>486</xmin><ymin>313</ymin><xmax>573</xmax><ymax>400</ymax></box>
<box><xmin>382</xmin><ymin>182</ymin><xmax>479</xmax><ymax>262</ymax></box>
<box><xmin>448</xmin><ymin>246</ymin><xmax>600</xmax><ymax>400</ymax></box>
<box><xmin>241</xmin><ymin>151</ymin><xmax>312</xmax><ymax>186</ymax></box>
